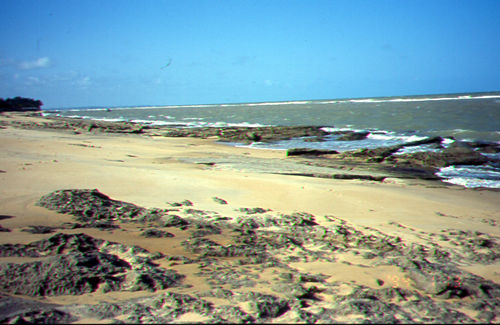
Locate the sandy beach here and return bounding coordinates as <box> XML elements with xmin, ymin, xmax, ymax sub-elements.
<box><xmin>0</xmin><ymin>112</ymin><xmax>499</xmax><ymax>323</ymax></box>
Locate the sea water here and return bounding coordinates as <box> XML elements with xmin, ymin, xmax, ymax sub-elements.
<box><xmin>45</xmin><ymin>92</ymin><xmax>500</xmax><ymax>188</ymax></box>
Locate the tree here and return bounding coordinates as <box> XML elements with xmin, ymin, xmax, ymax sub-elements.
<box><xmin>0</xmin><ymin>97</ymin><xmax>43</xmax><ymax>112</ymax></box>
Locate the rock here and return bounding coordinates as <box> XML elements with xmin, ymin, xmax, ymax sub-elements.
<box><xmin>161</xmin><ymin>215</ymin><xmax>189</xmax><ymax>227</ymax></box>
<box><xmin>238</xmin><ymin>207</ymin><xmax>270</xmax><ymax>214</ymax></box>
<box><xmin>21</xmin><ymin>225</ymin><xmax>57</xmax><ymax>234</ymax></box>
<box><xmin>141</xmin><ymin>229</ymin><xmax>174</xmax><ymax>238</ymax></box>
<box><xmin>191</xmin><ymin>223</ymin><xmax>222</xmax><ymax>237</ymax></box>
<box><xmin>246</xmin><ymin>132</ymin><xmax>261</xmax><ymax>142</ymax></box>
<box><xmin>162</xmin><ymin>126</ymin><xmax>330</xmax><ymax>143</ymax></box>
<box><xmin>335</xmin><ymin>131</ymin><xmax>370</xmax><ymax>141</ymax></box>
<box><xmin>392</xmin><ymin>144</ymin><xmax>489</xmax><ymax>168</ymax></box>
<box><xmin>470</xmin><ymin>141</ymin><xmax>500</xmax><ymax>154</ymax></box>
<box><xmin>168</xmin><ymin>200</ymin><xmax>193</xmax><ymax>207</ymax></box>
<box><xmin>0</xmin><ymin>308</ymin><xmax>76</xmax><ymax>324</ymax></box>
<box><xmin>212</xmin><ymin>197</ymin><xmax>228</xmax><ymax>205</ymax></box>
<box><xmin>332</xmin><ymin>174</ymin><xmax>386</xmax><ymax>182</ymax></box>
<box><xmin>0</xmin><ymin>233</ymin><xmax>183</xmax><ymax>297</ymax></box>
<box><xmin>37</xmin><ymin>189</ymin><xmax>164</xmax><ymax>224</ymax></box>
<box><xmin>0</xmin><ymin>233</ymin><xmax>104</xmax><ymax>258</ymax></box>
<box><xmin>304</xmin><ymin>136</ymin><xmax>326</xmax><ymax>142</ymax></box>
<box><xmin>286</xmin><ymin>148</ymin><xmax>339</xmax><ymax>157</ymax></box>
<box><xmin>341</xmin><ymin>145</ymin><xmax>403</xmax><ymax>162</ymax></box>
<box><xmin>402</xmin><ymin>136</ymin><xmax>445</xmax><ymax>147</ymax></box>
<box><xmin>243</xmin><ymin>293</ymin><xmax>289</xmax><ymax>319</ymax></box>
<box><xmin>0</xmin><ymin>252</ymin><xmax>128</xmax><ymax>296</ymax></box>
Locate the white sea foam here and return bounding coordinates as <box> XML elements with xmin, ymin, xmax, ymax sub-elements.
<box><xmin>320</xmin><ymin>126</ymin><xmax>367</xmax><ymax>133</ymax></box>
<box><xmin>94</xmin><ymin>117</ymin><xmax>127</xmax><ymax>122</ymax></box>
<box><xmin>348</xmin><ymin>94</ymin><xmax>500</xmax><ymax>104</ymax></box>
<box><xmin>442</xmin><ymin>138</ymin><xmax>456</xmax><ymax>145</ymax></box>
<box><xmin>366</xmin><ymin>133</ymin><xmax>427</xmax><ymax>143</ymax></box>
<box><xmin>394</xmin><ymin>145</ymin><xmax>441</xmax><ymax>155</ymax></box>
<box><xmin>436</xmin><ymin>165</ymin><xmax>500</xmax><ymax>188</ymax></box>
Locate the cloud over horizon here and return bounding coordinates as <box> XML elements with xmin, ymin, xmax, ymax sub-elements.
<box><xmin>19</xmin><ymin>57</ymin><xmax>51</xmax><ymax>70</ymax></box>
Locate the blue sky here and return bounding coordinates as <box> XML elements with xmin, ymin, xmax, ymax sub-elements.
<box><xmin>1</xmin><ymin>0</ymin><xmax>499</xmax><ymax>109</ymax></box>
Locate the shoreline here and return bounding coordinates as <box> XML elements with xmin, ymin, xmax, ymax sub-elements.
<box><xmin>0</xmin><ymin>112</ymin><xmax>499</xmax><ymax>323</ymax></box>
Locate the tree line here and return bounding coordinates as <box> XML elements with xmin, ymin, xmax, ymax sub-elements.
<box><xmin>0</xmin><ymin>97</ymin><xmax>43</xmax><ymax>112</ymax></box>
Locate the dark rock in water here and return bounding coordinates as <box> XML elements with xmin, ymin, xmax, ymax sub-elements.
<box><xmin>335</xmin><ymin>131</ymin><xmax>370</xmax><ymax>141</ymax></box>
<box><xmin>403</xmin><ymin>136</ymin><xmax>445</xmax><ymax>147</ymax></box>
<box><xmin>339</xmin><ymin>138</ymin><xmax>493</xmax><ymax>171</ymax></box>
<box><xmin>286</xmin><ymin>148</ymin><xmax>339</xmax><ymax>157</ymax></box>
<box><xmin>21</xmin><ymin>225</ymin><xmax>57</xmax><ymax>234</ymax></box>
<box><xmin>332</xmin><ymin>174</ymin><xmax>386</xmax><ymax>182</ymax></box>
<box><xmin>391</xmin><ymin>143</ymin><xmax>489</xmax><ymax>168</ymax></box>
<box><xmin>341</xmin><ymin>145</ymin><xmax>402</xmax><ymax>162</ymax></box>
<box><xmin>141</xmin><ymin>229</ymin><xmax>174</xmax><ymax>238</ymax></box>
<box><xmin>37</xmin><ymin>189</ymin><xmax>165</xmax><ymax>224</ymax></box>
<box><xmin>469</xmin><ymin>141</ymin><xmax>500</xmax><ymax>154</ymax></box>
<box><xmin>246</xmin><ymin>131</ymin><xmax>261</xmax><ymax>142</ymax></box>
<box><xmin>304</xmin><ymin>136</ymin><xmax>327</xmax><ymax>142</ymax></box>
<box><xmin>162</xmin><ymin>126</ymin><xmax>330</xmax><ymax>143</ymax></box>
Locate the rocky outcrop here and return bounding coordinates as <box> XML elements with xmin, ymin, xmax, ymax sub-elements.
<box><xmin>141</xmin><ymin>229</ymin><xmax>174</xmax><ymax>238</ymax></box>
<box><xmin>338</xmin><ymin>139</ymin><xmax>496</xmax><ymax>170</ymax></box>
<box><xmin>389</xmin><ymin>142</ymin><xmax>490</xmax><ymax>168</ymax></box>
<box><xmin>335</xmin><ymin>131</ymin><xmax>370</xmax><ymax>141</ymax></box>
<box><xmin>286</xmin><ymin>148</ymin><xmax>339</xmax><ymax>157</ymax></box>
<box><xmin>162</xmin><ymin>126</ymin><xmax>330</xmax><ymax>143</ymax></box>
<box><xmin>0</xmin><ymin>233</ymin><xmax>183</xmax><ymax>297</ymax></box>
<box><xmin>37</xmin><ymin>189</ymin><xmax>166</xmax><ymax>224</ymax></box>
<box><xmin>1</xmin><ymin>190</ymin><xmax>498</xmax><ymax>323</ymax></box>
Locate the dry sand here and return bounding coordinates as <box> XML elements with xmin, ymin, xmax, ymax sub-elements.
<box><xmin>0</xmin><ymin>112</ymin><xmax>499</xmax><ymax>323</ymax></box>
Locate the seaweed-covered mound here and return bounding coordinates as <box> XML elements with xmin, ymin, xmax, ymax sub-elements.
<box><xmin>37</xmin><ymin>189</ymin><xmax>165</xmax><ymax>223</ymax></box>
<box><xmin>0</xmin><ymin>233</ymin><xmax>183</xmax><ymax>297</ymax></box>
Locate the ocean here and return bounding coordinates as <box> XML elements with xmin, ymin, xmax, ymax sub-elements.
<box><xmin>45</xmin><ymin>92</ymin><xmax>500</xmax><ymax>189</ymax></box>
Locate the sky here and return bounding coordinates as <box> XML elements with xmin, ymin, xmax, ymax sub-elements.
<box><xmin>1</xmin><ymin>0</ymin><xmax>500</xmax><ymax>109</ymax></box>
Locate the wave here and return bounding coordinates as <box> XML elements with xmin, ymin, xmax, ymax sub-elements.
<box><xmin>347</xmin><ymin>94</ymin><xmax>500</xmax><ymax>104</ymax></box>
<box><xmin>436</xmin><ymin>165</ymin><xmax>500</xmax><ymax>188</ymax></box>
<box><xmin>367</xmin><ymin>132</ymin><xmax>428</xmax><ymax>143</ymax></box>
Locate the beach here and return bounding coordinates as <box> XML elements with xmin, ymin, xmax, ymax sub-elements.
<box><xmin>0</xmin><ymin>112</ymin><xmax>499</xmax><ymax>323</ymax></box>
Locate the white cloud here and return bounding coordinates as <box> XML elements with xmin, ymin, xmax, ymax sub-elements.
<box><xmin>24</xmin><ymin>76</ymin><xmax>42</xmax><ymax>86</ymax></box>
<box><xmin>19</xmin><ymin>57</ymin><xmax>51</xmax><ymax>70</ymax></box>
<box><xmin>75</xmin><ymin>76</ymin><xmax>91</xmax><ymax>88</ymax></box>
